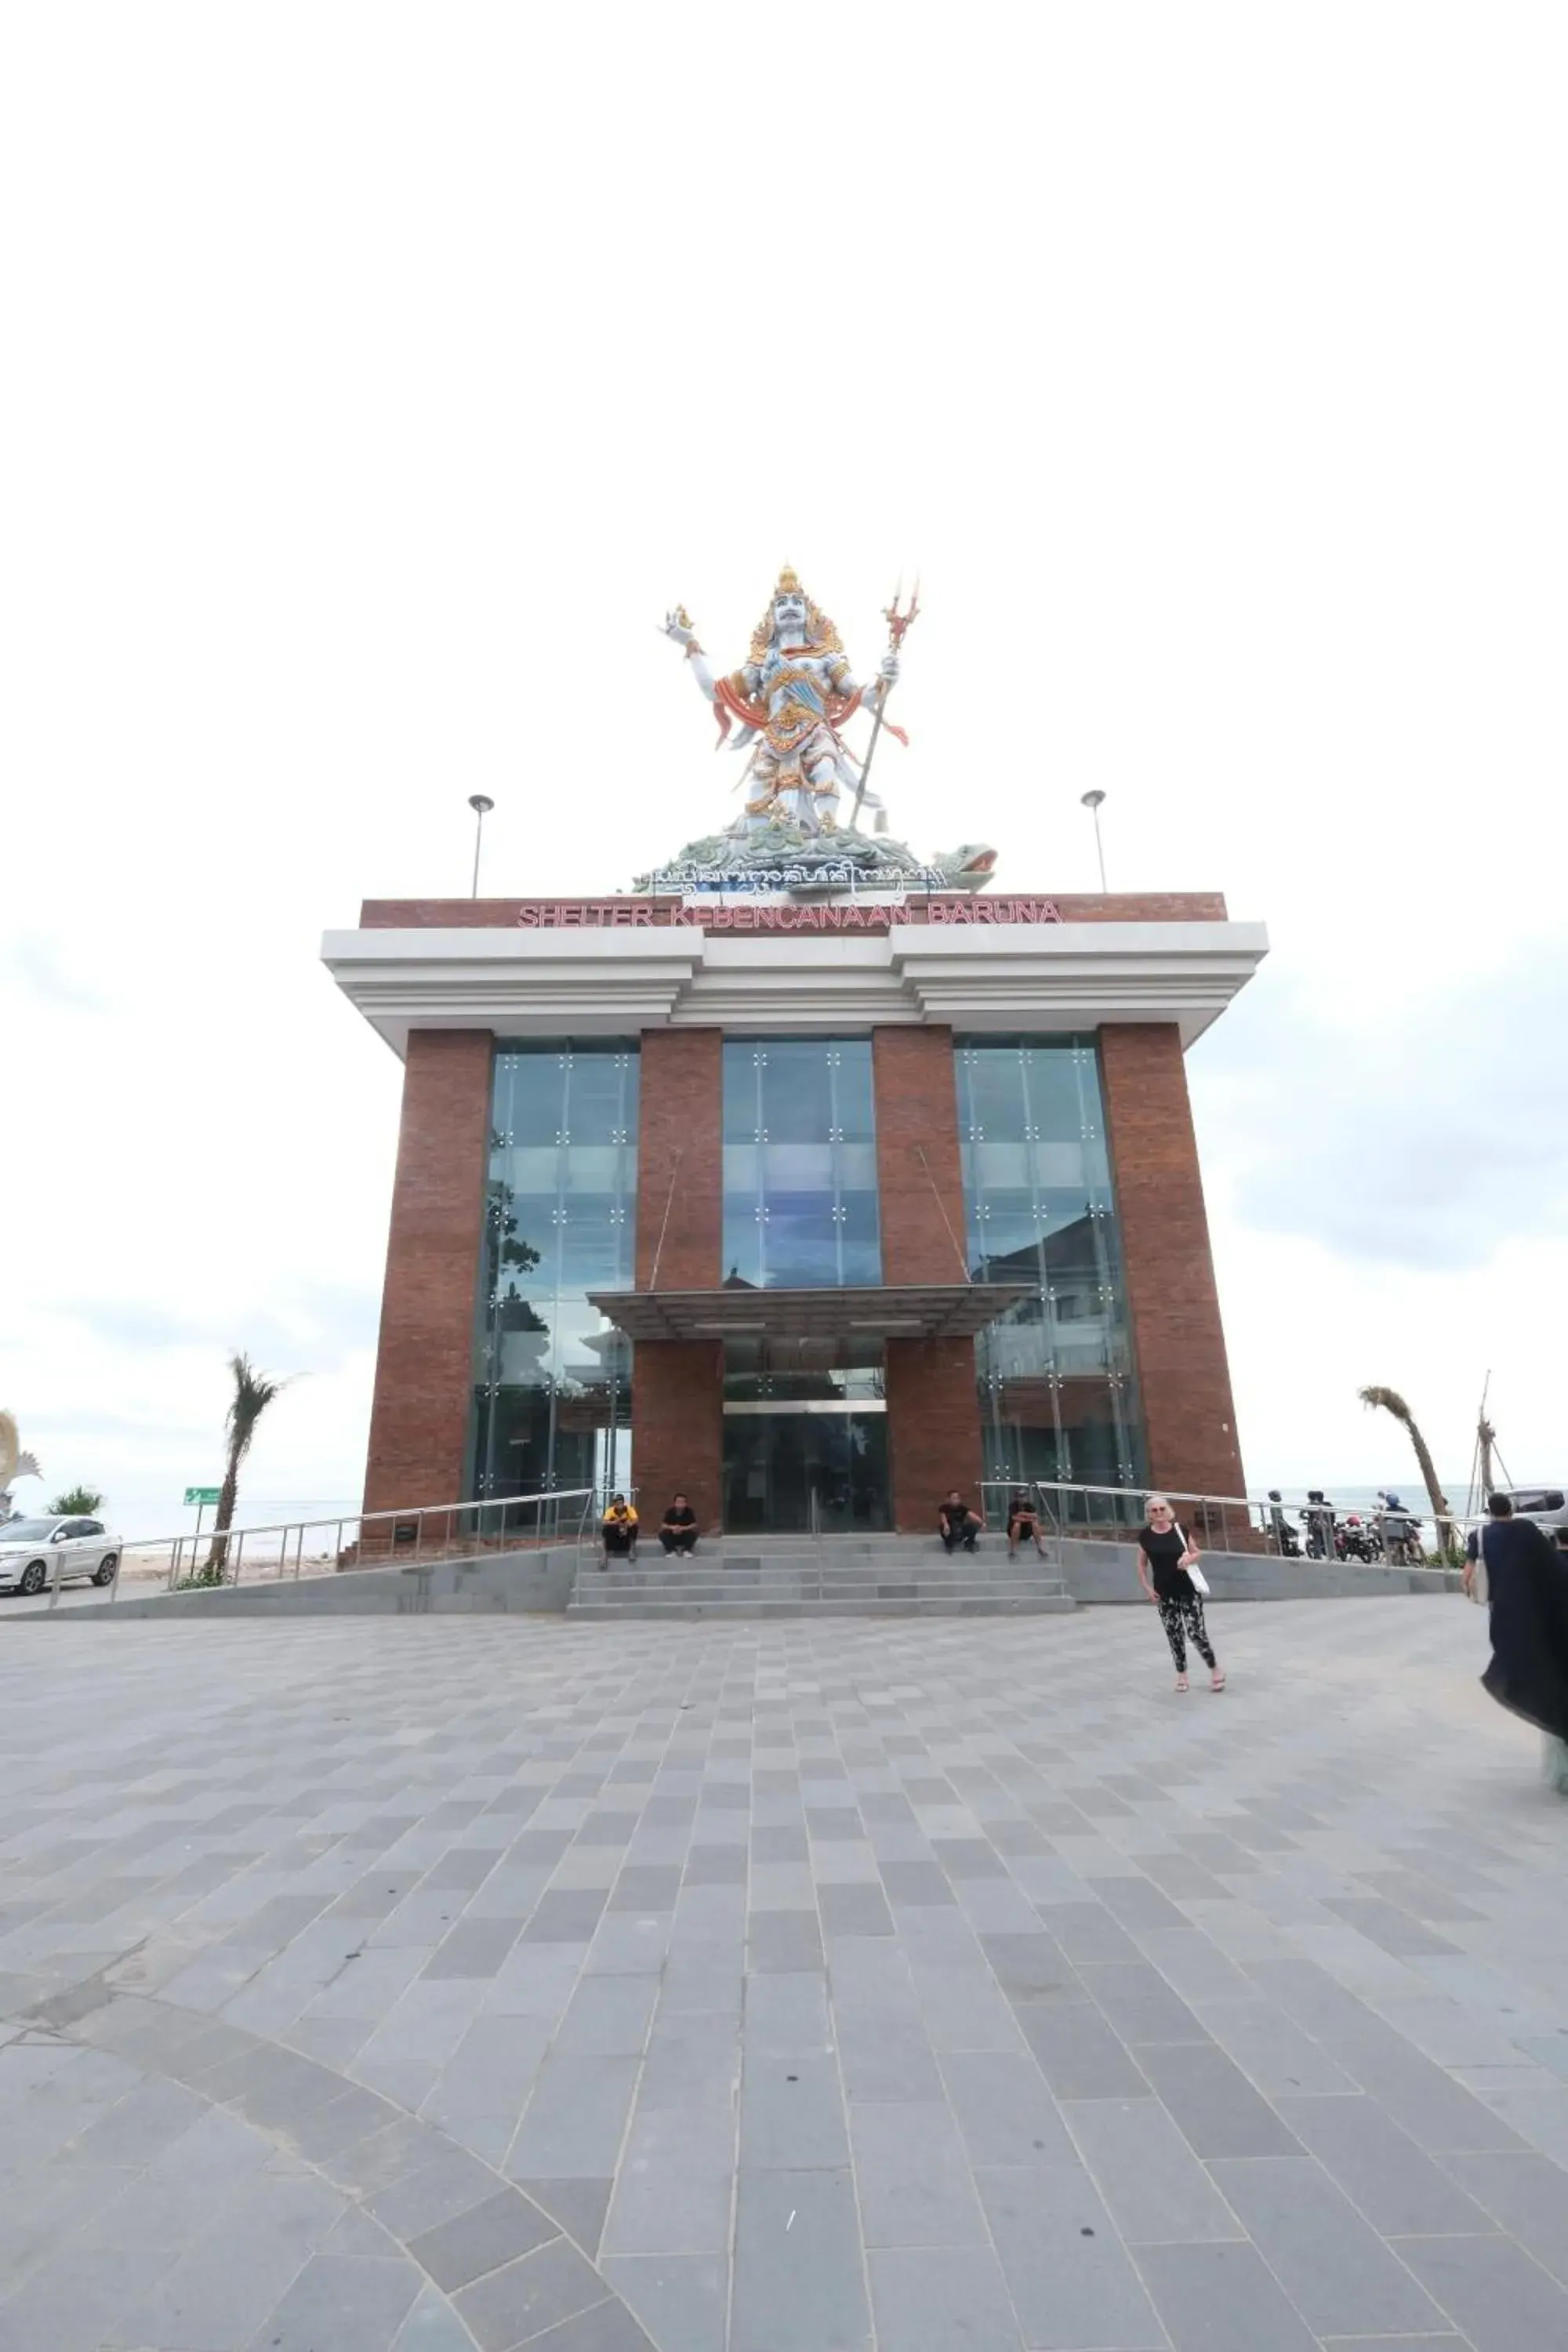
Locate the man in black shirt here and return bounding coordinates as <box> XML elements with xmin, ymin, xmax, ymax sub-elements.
<box><xmin>938</xmin><ymin>1492</ymin><xmax>982</xmax><ymax>1554</ymax></box>
<box><xmin>658</xmin><ymin>1494</ymin><xmax>701</xmax><ymax>1556</ymax></box>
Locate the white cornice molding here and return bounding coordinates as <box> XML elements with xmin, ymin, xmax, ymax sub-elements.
<box><xmin>321</xmin><ymin>920</ymin><xmax>1269</xmax><ymax>1055</ymax></box>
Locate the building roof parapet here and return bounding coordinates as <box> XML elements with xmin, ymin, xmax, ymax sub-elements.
<box><xmin>322</xmin><ymin>912</ymin><xmax>1268</xmax><ymax>1057</ymax></box>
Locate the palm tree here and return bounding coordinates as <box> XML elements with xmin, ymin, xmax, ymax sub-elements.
<box><xmin>205</xmin><ymin>1353</ymin><xmax>290</xmax><ymax>1576</ymax></box>
<box><xmin>1358</xmin><ymin>1385</ymin><xmax>1454</xmax><ymax>1551</ymax></box>
<box><xmin>49</xmin><ymin>1486</ymin><xmax>104</xmax><ymax>1515</ymax></box>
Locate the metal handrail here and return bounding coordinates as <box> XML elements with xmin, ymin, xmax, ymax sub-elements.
<box><xmin>44</xmin><ymin>1487</ymin><xmax>599</xmax><ymax>1612</ymax></box>
<box><xmin>977</xmin><ymin>1478</ymin><xmax>1470</xmax><ymax>1564</ymax></box>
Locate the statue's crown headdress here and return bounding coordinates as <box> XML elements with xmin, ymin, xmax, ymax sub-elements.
<box><xmin>751</xmin><ymin>563</ymin><xmax>841</xmax><ymax>661</ymax></box>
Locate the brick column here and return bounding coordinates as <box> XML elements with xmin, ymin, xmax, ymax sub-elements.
<box><xmin>633</xmin><ymin>1029</ymin><xmax>724</xmax><ymax>1534</ymax></box>
<box><xmin>1098</xmin><ymin>1024</ymin><xmax>1247</xmax><ymax>1501</ymax></box>
<box><xmin>363</xmin><ymin>1029</ymin><xmax>493</xmax><ymax>1519</ymax></box>
<box><xmin>872</xmin><ymin>1027</ymin><xmax>985</xmax><ymax>1532</ymax></box>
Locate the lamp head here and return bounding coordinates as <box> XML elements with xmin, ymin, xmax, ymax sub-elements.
<box><xmin>468</xmin><ymin>794</ymin><xmax>495</xmax><ymax>816</ymax></box>
<box><xmin>1080</xmin><ymin>789</ymin><xmax>1106</xmax><ymax>811</ymax></box>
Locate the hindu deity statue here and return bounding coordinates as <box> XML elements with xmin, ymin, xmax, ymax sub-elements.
<box><xmin>662</xmin><ymin>567</ymin><xmax>902</xmax><ymax>837</ymax></box>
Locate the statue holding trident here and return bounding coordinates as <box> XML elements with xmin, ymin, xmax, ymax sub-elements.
<box><xmin>662</xmin><ymin>567</ymin><xmax>913</xmax><ymax>838</ymax></box>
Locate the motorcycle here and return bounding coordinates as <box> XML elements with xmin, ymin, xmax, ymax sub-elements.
<box><xmin>1336</xmin><ymin>1513</ymin><xmax>1381</xmax><ymax>1564</ymax></box>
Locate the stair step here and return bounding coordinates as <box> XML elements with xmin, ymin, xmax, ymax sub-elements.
<box><xmin>566</xmin><ymin>1595</ymin><xmax>1077</xmax><ymax>1621</ymax></box>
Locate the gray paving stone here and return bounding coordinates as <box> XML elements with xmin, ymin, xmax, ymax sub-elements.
<box><xmin>1209</xmin><ymin>2154</ymin><xmax>1447</xmax><ymax>2335</ymax></box>
<box><xmin>976</xmin><ymin>2164</ymin><xmax>1167</xmax><ymax>2349</ymax></box>
<box><xmin>850</xmin><ymin>2100</ymin><xmax>985</xmax><ymax>2248</ymax></box>
<box><xmin>453</xmin><ymin>2234</ymin><xmax>608</xmax><ymax>2350</ymax></box>
<box><xmin>867</xmin><ymin>2245</ymin><xmax>1025</xmax><ymax>2352</ymax></box>
<box><xmin>519</xmin><ymin>2177</ymin><xmax>614</xmax><ymax>2259</ymax></box>
<box><xmin>1062</xmin><ymin>2096</ymin><xmax>1244</xmax><ymax>2242</ymax></box>
<box><xmin>602</xmin><ymin>2103</ymin><xmax>735</xmax><ymax>2254</ymax></box>
<box><xmin>749</xmin><ymin>1909</ymin><xmax>826</xmax><ymax>1973</ymax></box>
<box><xmin>1437</xmin><ymin>2151</ymin><xmax>1568</xmax><ymax>2286</ymax></box>
<box><xmin>1276</xmin><ymin>2093</ymin><xmax>1493</xmax><ymax>2235</ymax></box>
<box><xmin>941</xmin><ymin>2049</ymin><xmax>1076</xmax><ymax>2167</ymax></box>
<box><xmin>1134</xmin><ymin>2041</ymin><xmax>1299</xmax><ymax>2157</ymax></box>
<box><xmin>408</xmin><ymin>2187</ymin><xmax>558</xmax><ymax>2291</ymax></box>
<box><xmin>423</xmin><ymin>1918</ymin><xmax>526</xmax><ymax>1978</ymax></box>
<box><xmin>908</xmin><ymin>1960</ymin><xmax>1025</xmax><ymax>2052</ymax></box>
<box><xmin>741</xmin><ymin>2050</ymin><xmax>851</xmax><ymax>2167</ymax></box>
<box><xmin>244</xmin><ymin>2252</ymin><xmax>423</xmax><ymax>2350</ymax></box>
<box><xmin>524</xmin><ymin>2299</ymin><xmax>655</xmax><ymax>2349</ymax></box>
<box><xmin>638</xmin><ymin>2010</ymin><xmax>740</xmax><ymax>2109</ymax></box>
<box><xmin>1394</xmin><ymin>2232</ymin><xmax>1568</xmax><ymax>2352</ymax></box>
<box><xmin>601</xmin><ymin>2252</ymin><xmax>726</xmax><ymax>2352</ymax></box>
<box><xmin>1014</xmin><ymin>2002</ymin><xmax>1149</xmax><ymax>2100</ymax></box>
<box><xmin>553</xmin><ymin>1973</ymin><xmax>658</xmax><ymax>2057</ymax></box>
<box><xmin>1131</xmin><ymin>2239</ymin><xmax>1319</xmax><ymax>2351</ymax></box>
<box><xmin>731</xmin><ymin>2167</ymin><xmax>870</xmax><ymax>2352</ymax></box>
<box><xmin>507</xmin><ymin>2055</ymin><xmax>641</xmax><ymax>2180</ymax></box>
<box><xmin>394</xmin><ymin>2281</ymin><xmax>484</xmax><ymax>2348</ymax></box>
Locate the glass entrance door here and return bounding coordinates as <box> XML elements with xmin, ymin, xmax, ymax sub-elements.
<box><xmin>723</xmin><ymin>1410</ymin><xmax>890</xmax><ymax>1534</ymax></box>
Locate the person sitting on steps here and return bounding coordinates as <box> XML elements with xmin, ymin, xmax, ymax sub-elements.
<box><xmin>938</xmin><ymin>1491</ymin><xmax>983</xmax><ymax>1554</ymax></box>
<box><xmin>600</xmin><ymin>1494</ymin><xmax>637</xmax><ymax>1565</ymax></box>
<box><xmin>658</xmin><ymin>1494</ymin><xmax>701</xmax><ymax>1556</ymax></box>
<box><xmin>1007</xmin><ymin>1489</ymin><xmax>1047</xmax><ymax>1558</ymax></box>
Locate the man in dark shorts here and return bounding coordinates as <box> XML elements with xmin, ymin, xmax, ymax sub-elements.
<box><xmin>938</xmin><ymin>1492</ymin><xmax>982</xmax><ymax>1553</ymax></box>
<box><xmin>658</xmin><ymin>1495</ymin><xmax>700</xmax><ymax>1556</ymax></box>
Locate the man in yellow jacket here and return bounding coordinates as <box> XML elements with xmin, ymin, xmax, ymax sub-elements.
<box><xmin>601</xmin><ymin>1494</ymin><xmax>638</xmax><ymax>1564</ymax></box>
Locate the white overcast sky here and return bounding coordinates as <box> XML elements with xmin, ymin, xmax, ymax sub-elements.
<box><xmin>4</xmin><ymin>5</ymin><xmax>1565</xmax><ymax>1534</ymax></box>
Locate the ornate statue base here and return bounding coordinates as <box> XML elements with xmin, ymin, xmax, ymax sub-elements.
<box><xmin>637</xmin><ymin>822</ymin><xmax>997</xmax><ymax>898</ymax></box>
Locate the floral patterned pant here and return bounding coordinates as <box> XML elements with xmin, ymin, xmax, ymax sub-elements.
<box><xmin>1156</xmin><ymin>1592</ymin><xmax>1215</xmax><ymax>1674</ymax></box>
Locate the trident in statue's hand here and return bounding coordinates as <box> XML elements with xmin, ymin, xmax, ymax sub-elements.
<box><xmin>850</xmin><ymin>579</ymin><xmax>920</xmax><ymax>830</ymax></box>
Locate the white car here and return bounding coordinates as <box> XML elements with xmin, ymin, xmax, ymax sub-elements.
<box><xmin>0</xmin><ymin>1515</ymin><xmax>122</xmax><ymax>1597</ymax></box>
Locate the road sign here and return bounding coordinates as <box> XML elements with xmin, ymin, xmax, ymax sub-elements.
<box><xmin>184</xmin><ymin>1486</ymin><xmax>221</xmax><ymax>1506</ymax></box>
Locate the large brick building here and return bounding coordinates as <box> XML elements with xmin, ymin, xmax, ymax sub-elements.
<box><xmin>323</xmin><ymin>886</ymin><xmax>1265</xmax><ymax>1535</ymax></box>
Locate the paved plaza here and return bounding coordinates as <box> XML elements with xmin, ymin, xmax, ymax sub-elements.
<box><xmin>1</xmin><ymin>1599</ymin><xmax>1566</xmax><ymax>2351</ymax></box>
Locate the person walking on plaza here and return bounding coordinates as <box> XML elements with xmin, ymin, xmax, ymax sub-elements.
<box><xmin>600</xmin><ymin>1494</ymin><xmax>637</xmax><ymax>1564</ymax></box>
<box><xmin>1137</xmin><ymin>1495</ymin><xmax>1224</xmax><ymax>1692</ymax></box>
<box><xmin>658</xmin><ymin>1494</ymin><xmax>700</xmax><ymax>1556</ymax></box>
<box><xmin>1465</xmin><ymin>1494</ymin><xmax>1568</xmax><ymax>1795</ymax></box>
<box><xmin>938</xmin><ymin>1491</ymin><xmax>982</xmax><ymax>1554</ymax></box>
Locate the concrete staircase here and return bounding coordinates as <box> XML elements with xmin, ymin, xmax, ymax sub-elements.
<box><xmin>566</xmin><ymin>1533</ymin><xmax>1074</xmax><ymax>1621</ymax></box>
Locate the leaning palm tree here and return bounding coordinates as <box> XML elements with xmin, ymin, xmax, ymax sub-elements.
<box><xmin>205</xmin><ymin>1353</ymin><xmax>290</xmax><ymax>1576</ymax></box>
<box><xmin>1358</xmin><ymin>1385</ymin><xmax>1454</xmax><ymax>1552</ymax></box>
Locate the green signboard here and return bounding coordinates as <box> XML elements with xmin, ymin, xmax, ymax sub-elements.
<box><xmin>184</xmin><ymin>1486</ymin><xmax>221</xmax><ymax>1506</ymax></box>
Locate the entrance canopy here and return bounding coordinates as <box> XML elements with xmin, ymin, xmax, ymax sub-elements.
<box><xmin>586</xmin><ymin>1283</ymin><xmax>1032</xmax><ymax>1345</ymax></box>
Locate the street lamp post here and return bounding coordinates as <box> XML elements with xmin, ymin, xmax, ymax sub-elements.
<box><xmin>468</xmin><ymin>794</ymin><xmax>495</xmax><ymax>898</ymax></box>
<box><xmin>1080</xmin><ymin>789</ymin><xmax>1108</xmax><ymax>892</ymax></box>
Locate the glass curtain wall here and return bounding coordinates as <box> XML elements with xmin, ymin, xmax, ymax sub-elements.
<box><xmin>722</xmin><ymin>1039</ymin><xmax>880</xmax><ymax>1287</ymax></box>
<box><xmin>720</xmin><ymin>1039</ymin><xmax>888</xmax><ymax>1530</ymax></box>
<box><xmin>470</xmin><ymin>1041</ymin><xmax>638</xmax><ymax>1507</ymax></box>
<box><xmin>955</xmin><ymin>1036</ymin><xmax>1144</xmax><ymax>1494</ymax></box>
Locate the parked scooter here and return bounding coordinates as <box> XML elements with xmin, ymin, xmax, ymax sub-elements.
<box><xmin>1336</xmin><ymin>1513</ymin><xmax>1381</xmax><ymax>1564</ymax></box>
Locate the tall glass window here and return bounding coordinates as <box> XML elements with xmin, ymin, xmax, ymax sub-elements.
<box><xmin>722</xmin><ymin>1039</ymin><xmax>880</xmax><ymax>1288</ymax></box>
<box><xmin>470</xmin><ymin>1040</ymin><xmax>638</xmax><ymax>1502</ymax></box>
<box><xmin>956</xmin><ymin>1036</ymin><xmax>1144</xmax><ymax>1491</ymax></box>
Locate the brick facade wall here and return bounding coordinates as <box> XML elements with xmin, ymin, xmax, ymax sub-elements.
<box><xmin>630</xmin><ymin>1340</ymin><xmax>724</xmax><ymax>1541</ymax></box>
<box><xmin>634</xmin><ymin>1029</ymin><xmax>722</xmax><ymax>1289</ymax></box>
<box><xmin>362</xmin><ymin>1030</ymin><xmax>492</xmax><ymax>1518</ymax></box>
<box><xmin>632</xmin><ymin>1029</ymin><xmax>723</xmax><ymax>1530</ymax></box>
<box><xmin>872</xmin><ymin>1026</ymin><xmax>985</xmax><ymax>1530</ymax></box>
<box><xmin>1098</xmin><ymin>1023</ymin><xmax>1247</xmax><ymax>1501</ymax></box>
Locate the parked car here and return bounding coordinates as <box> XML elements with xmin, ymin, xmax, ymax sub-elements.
<box><xmin>0</xmin><ymin>1516</ymin><xmax>122</xmax><ymax>1596</ymax></box>
<box><xmin>1502</xmin><ymin>1487</ymin><xmax>1568</xmax><ymax>1537</ymax></box>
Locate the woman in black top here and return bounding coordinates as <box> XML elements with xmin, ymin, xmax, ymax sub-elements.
<box><xmin>1136</xmin><ymin>1495</ymin><xmax>1224</xmax><ymax>1692</ymax></box>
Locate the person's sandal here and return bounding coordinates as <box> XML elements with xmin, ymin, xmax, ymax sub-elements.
<box><xmin>1210</xmin><ymin>1670</ymin><xmax>1226</xmax><ymax>1692</ymax></box>
<box><xmin>1174</xmin><ymin>1675</ymin><xmax>1189</xmax><ymax>1693</ymax></box>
